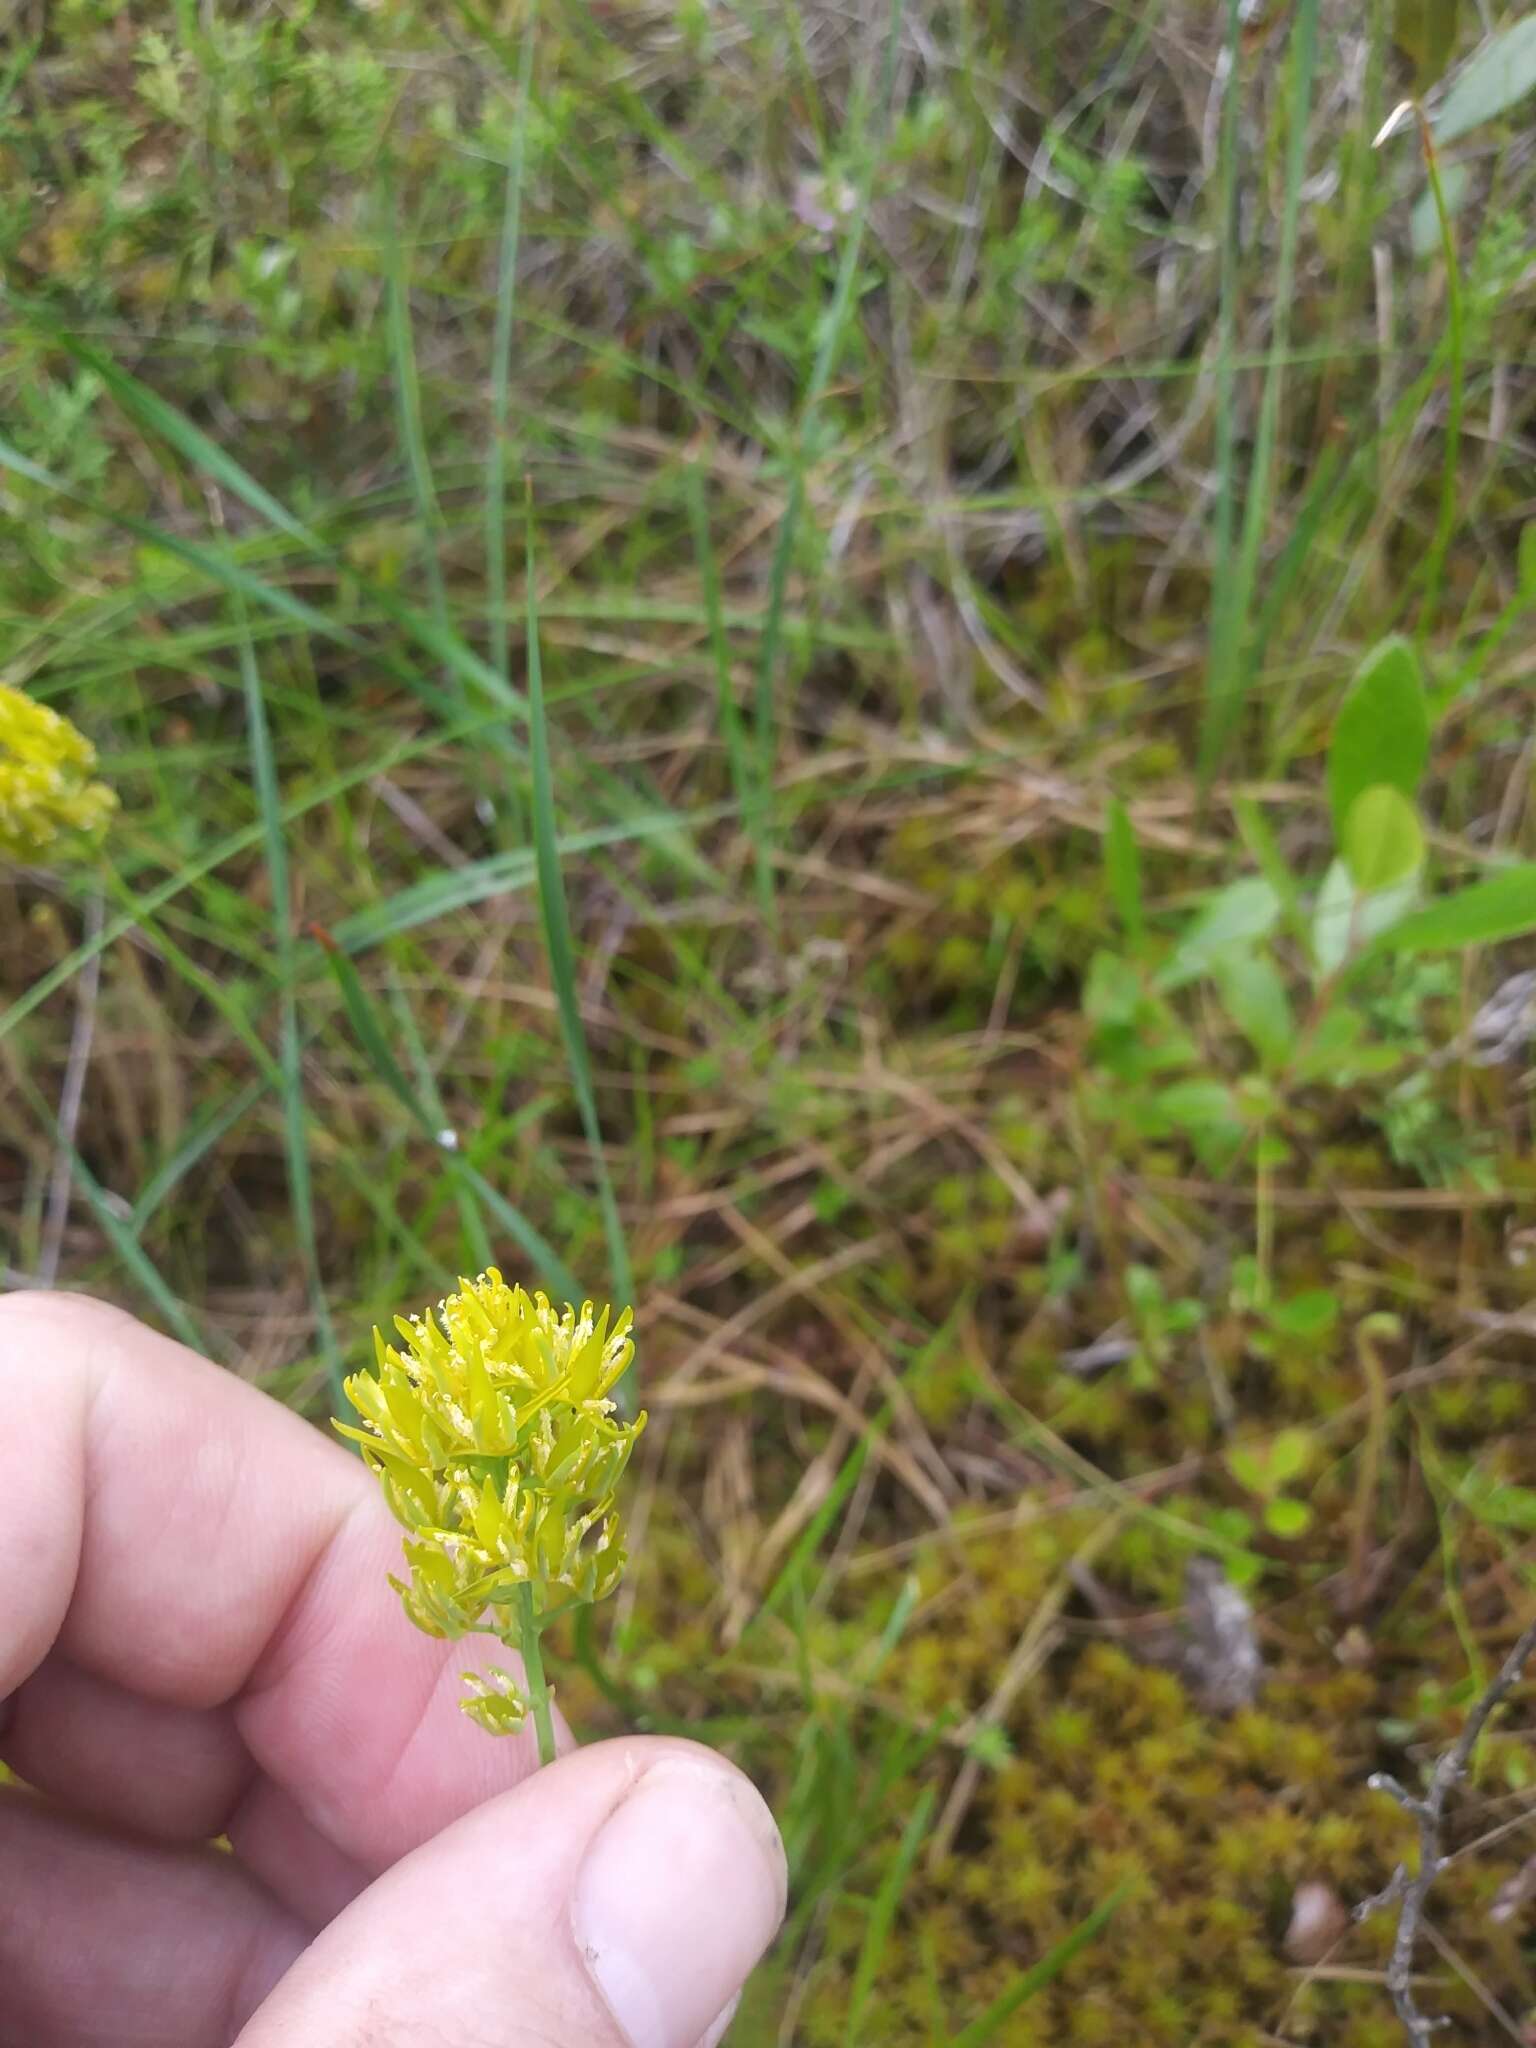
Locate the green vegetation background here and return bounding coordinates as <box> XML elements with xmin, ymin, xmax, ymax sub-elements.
<box><xmin>5</xmin><ymin>0</ymin><xmax>1536</xmax><ymax>2040</ymax></box>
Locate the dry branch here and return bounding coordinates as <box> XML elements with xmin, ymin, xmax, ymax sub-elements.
<box><xmin>1357</xmin><ymin>1616</ymin><xmax>1536</xmax><ymax>2046</ymax></box>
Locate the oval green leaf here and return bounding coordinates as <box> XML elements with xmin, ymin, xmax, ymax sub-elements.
<box><xmin>1156</xmin><ymin>877</ymin><xmax>1280</xmax><ymax>992</ymax></box>
<box><xmin>1342</xmin><ymin>785</ymin><xmax>1426</xmax><ymax>893</ymax></box>
<box><xmin>1327</xmin><ymin>637</ymin><xmax>1431</xmax><ymax>840</ymax></box>
<box><xmin>1437</xmin><ymin>13</ymin><xmax>1536</xmax><ymax>143</ymax></box>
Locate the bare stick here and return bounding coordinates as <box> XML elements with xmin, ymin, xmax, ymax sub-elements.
<box><xmin>1357</xmin><ymin>1615</ymin><xmax>1536</xmax><ymax>2045</ymax></box>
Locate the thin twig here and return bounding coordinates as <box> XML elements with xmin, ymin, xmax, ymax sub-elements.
<box><xmin>1357</xmin><ymin>1615</ymin><xmax>1536</xmax><ymax>2045</ymax></box>
<box><xmin>38</xmin><ymin>885</ymin><xmax>104</xmax><ymax>1286</ymax></box>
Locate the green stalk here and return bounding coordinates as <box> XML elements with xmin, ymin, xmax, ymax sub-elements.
<box><xmin>515</xmin><ymin>1581</ymin><xmax>558</xmax><ymax>1767</ymax></box>
<box><xmin>1415</xmin><ymin>104</ymin><xmax>1464</xmax><ymax>643</ymax></box>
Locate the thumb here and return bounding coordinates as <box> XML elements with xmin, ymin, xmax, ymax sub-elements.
<box><xmin>235</xmin><ymin>1735</ymin><xmax>787</xmax><ymax>2048</ymax></box>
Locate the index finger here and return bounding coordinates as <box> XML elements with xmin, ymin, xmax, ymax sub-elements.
<box><xmin>0</xmin><ymin>1291</ymin><xmax>551</xmax><ymax>1870</ymax></box>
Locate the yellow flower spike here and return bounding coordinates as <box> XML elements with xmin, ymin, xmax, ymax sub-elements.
<box><xmin>337</xmin><ymin>1270</ymin><xmax>644</xmax><ymax>1765</ymax></box>
<box><xmin>0</xmin><ymin>683</ymin><xmax>116</xmax><ymax>861</ymax></box>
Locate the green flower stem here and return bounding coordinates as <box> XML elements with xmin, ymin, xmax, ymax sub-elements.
<box><xmin>515</xmin><ymin>1581</ymin><xmax>558</xmax><ymax>1767</ymax></box>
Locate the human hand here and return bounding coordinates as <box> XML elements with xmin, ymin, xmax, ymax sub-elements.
<box><xmin>0</xmin><ymin>1293</ymin><xmax>786</xmax><ymax>2048</ymax></box>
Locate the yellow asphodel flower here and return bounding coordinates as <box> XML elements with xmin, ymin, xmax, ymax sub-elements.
<box><xmin>336</xmin><ymin>1271</ymin><xmax>645</xmax><ymax>1757</ymax></box>
<box><xmin>0</xmin><ymin>683</ymin><xmax>116</xmax><ymax>860</ymax></box>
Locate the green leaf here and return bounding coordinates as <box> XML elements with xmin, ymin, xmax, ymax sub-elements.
<box><xmin>1233</xmin><ymin>794</ymin><xmax>1307</xmax><ymax>950</ymax></box>
<box><xmin>1341</xmin><ymin>785</ymin><xmax>1426</xmax><ymax>893</ymax></box>
<box><xmin>1084</xmin><ymin>949</ymin><xmax>1145</xmax><ymax>1031</ymax></box>
<box><xmin>1311</xmin><ymin>860</ymin><xmax>1355</xmax><ymax>977</ymax></box>
<box><xmin>1105</xmin><ymin>798</ymin><xmax>1145</xmax><ymax>950</ymax></box>
<box><xmin>1156</xmin><ymin>878</ymin><xmax>1280</xmax><ymax>991</ymax></box>
<box><xmin>1265</xmin><ymin>1496</ymin><xmax>1314</xmax><ymax>1540</ymax></box>
<box><xmin>1327</xmin><ymin>637</ymin><xmax>1430</xmax><ymax>840</ymax></box>
<box><xmin>1268</xmin><ymin>1427</ymin><xmax>1317</xmax><ymax>1486</ymax></box>
<box><xmin>1456</xmin><ymin>1471</ymin><xmax>1536</xmax><ymax>1531</ymax></box>
<box><xmin>1394</xmin><ymin>0</ymin><xmax>1462</xmax><ymax>91</ymax></box>
<box><xmin>1313</xmin><ymin>858</ymin><xmax>1421</xmax><ymax>976</ymax></box>
<box><xmin>1268</xmin><ymin>1289</ymin><xmax>1340</xmax><ymax>1338</ymax></box>
<box><xmin>1437</xmin><ymin>13</ymin><xmax>1536</xmax><ymax>142</ymax></box>
<box><xmin>1155</xmin><ymin>1078</ymin><xmax>1242</xmax><ymax>1132</ymax></box>
<box><xmin>1224</xmin><ymin>1448</ymin><xmax>1263</xmax><ymax>1498</ymax></box>
<box><xmin>1365</xmin><ymin>863</ymin><xmax>1536</xmax><ymax>957</ymax></box>
<box><xmin>1213</xmin><ymin>950</ymin><xmax>1295</xmax><ymax>1068</ymax></box>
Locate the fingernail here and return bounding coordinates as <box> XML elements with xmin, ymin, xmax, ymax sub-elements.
<box><xmin>696</xmin><ymin>1996</ymin><xmax>741</xmax><ymax>2048</ymax></box>
<box><xmin>573</xmin><ymin>1759</ymin><xmax>786</xmax><ymax>2048</ymax></box>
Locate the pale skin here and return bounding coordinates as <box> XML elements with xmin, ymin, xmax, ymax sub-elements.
<box><xmin>0</xmin><ymin>1293</ymin><xmax>786</xmax><ymax>2048</ymax></box>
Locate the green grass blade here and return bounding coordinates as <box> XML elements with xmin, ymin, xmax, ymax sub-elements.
<box><xmin>383</xmin><ymin>181</ymin><xmax>452</xmax><ymax>641</ymax></box>
<box><xmin>1204</xmin><ymin>0</ymin><xmax>1244</xmax><ymax>788</ymax></box>
<box><xmin>12</xmin><ymin>1066</ymin><xmax>216</xmax><ymax>1357</ymax></box>
<box><xmin>752</xmin><ymin>1418</ymin><xmax>886</xmax><ymax>1629</ymax></box>
<box><xmin>129</xmin><ymin>1078</ymin><xmax>266</xmax><ymax>1235</ymax></box>
<box><xmin>458</xmin><ymin>1162</ymin><xmax>581</xmax><ymax>1300</ymax></box>
<box><xmin>5</xmin><ymin>376</ymin><xmax>728</xmax><ymax>905</ymax></box>
<box><xmin>0</xmin><ymin>431</ymin><xmax>358</xmax><ymax>643</ymax></box>
<box><xmin>487</xmin><ymin>4</ymin><xmax>538</xmax><ymax>691</ymax></box>
<box><xmin>750</xmin><ymin>0</ymin><xmax>906</xmax><ymax>924</ymax></box>
<box><xmin>38</xmin><ymin>320</ymin><xmax>323</xmax><ymax>551</ymax></box>
<box><xmin>1105</xmin><ymin>796</ymin><xmax>1145</xmax><ymax>953</ymax></box>
<box><xmin>523</xmin><ymin>491</ymin><xmax>636</xmax><ymax>1349</ymax></box>
<box><xmin>1200</xmin><ymin>0</ymin><xmax>1320</xmax><ymax>782</ymax></box>
<box><xmin>750</xmin><ymin>468</ymin><xmax>802</xmax><ymax>923</ymax></box>
<box><xmin>684</xmin><ymin>459</ymin><xmax>756</xmax><ymax>877</ymax></box>
<box><xmin>317</xmin><ymin>938</ymin><xmax>581</xmax><ymax>1303</ymax></box>
<box><xmin>949</xmin><ymin>1883</ymin><xmax>1130</xmax><ymax>2048</ymax></box>
<box><xmin>0</xmin><ymin>374</ymin><xmax>521</xmax><ymax>725</ymax></box>
<box><xmin>236</xmin><ymin>602</ymin><xmax>344</xmax><ymax>1408</ymax></box>
<box><xmin>319</xmin><ymin>938</ymin><xmax>446</xmax><ymax>1126</ymax></box>
<box><xmin>0</xmin><ymin>698</ymin><xmax>509</xmax><ymax>1048</ymax></box>
<box><xmin>1415</xmin><ymin>109</ymin><xmax>1465</xmax><ymax>641</ymax></box>
<box><xmin>842</xmin><ymin>1784</ymin><xmax>939</xmax><ymax>2046</ymax></box>
<box><xmin>386</xmin><ymin>973</ymin><xmax>496</xmax><ymax>1273</ymax></box>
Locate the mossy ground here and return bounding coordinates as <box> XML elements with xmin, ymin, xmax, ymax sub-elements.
<box><xmin>5</xmin><ymin>1</ymin><xmax>1536</xmax><ymax>2039</ymax></box>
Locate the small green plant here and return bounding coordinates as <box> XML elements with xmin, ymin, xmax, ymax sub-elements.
<box><xmin>336</xmin><ymin>1271</ymin><xmax>646</xmax><ymax>1765</ymax></box>
<box><xmin>0</xmin><ymin>682</ymin><xmax>115</xmax><ymax>860</ymax></box>
<box><xmin>1225</xmin><ymin>1425</ymin><xmax>1319</xmax><ymax>1541</ymax></box>
<box><xmin>1123</xmin><ymin>1263</ymin><xmax>1206</xmax><ymax>1386</ymax></box>
<box><xmin>1088</xmin><ymin>636</ymin><xmax>1536</xmax><ymax>1191</ymax></box>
